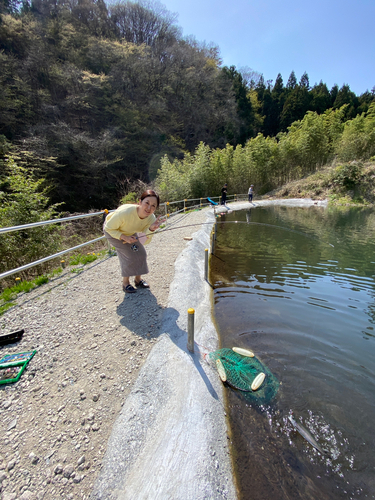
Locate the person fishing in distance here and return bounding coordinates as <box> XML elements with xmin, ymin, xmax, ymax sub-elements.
<box><xmin>248</xmin><ymin>184</ymin><xmax>254</xmax><ymax>203</ymax></box>
<box><xmin>221</xmin><ymin>183</ymin><xmax>228</xmax><ymax>205</ymax></box>
<box><xmin>103</xmin><ymin>190</ymin><xmax>163</xmax><ymax>293</ymax></box>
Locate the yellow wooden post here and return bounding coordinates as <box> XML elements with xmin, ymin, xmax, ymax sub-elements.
<box><xmin>187</xmin><ymin>308</ymin><xmax>195</xmax><ymax>352</ymax></box>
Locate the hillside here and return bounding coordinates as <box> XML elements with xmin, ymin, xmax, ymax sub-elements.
<box><xmin>1</xmin><ymin>0</ymin><xmax>374</xmax><ymax>212</ymax></box>
<box><xmin>264</xmin><ymin>160</ymin><xmax>375</xmax><ymax>205</ymax></box>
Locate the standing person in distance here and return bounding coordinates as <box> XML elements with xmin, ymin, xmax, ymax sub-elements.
<box><xmin>221</xmin><ymin>183</ymin><xmax>228</xmax><ymax>205</ymax></box>
<box><xmin>248</xmin><ymin>184</ymin><xmax>254</xmax><ymax>203</ymax></box>
<box><xmin>103</xmin><ymin>190</ymin><xmax>162</xmax><ymax>293</ymax></box>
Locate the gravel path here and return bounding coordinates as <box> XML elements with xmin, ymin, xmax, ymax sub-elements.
<box><xmin>0</xmin><ymin>208</ymin><xmax>210</xmax><ymax>500</ymax></box>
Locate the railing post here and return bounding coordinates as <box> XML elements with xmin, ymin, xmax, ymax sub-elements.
<box><xmin>165</xmin><ymin>202</ymin><xmax>169</xmax><ymax>227</ymax></box>
<box><xmin>204</xmin><ymin>248</ymin><xmax>208</xmax><ymax>281</ymax></box>
<box><xmin>184</xmin><ymin>199</ymin><xmax>187</xmax><ymax>212</ymax></box>
<box><xmin>211</xmin><ymin>230</ymin><xmax>215</xmax><ymax>255</ymax></box>
<box><xmin>187</xmin><ymin>308</ymin><xmax>195</xmax><ymax>353</ymax></box>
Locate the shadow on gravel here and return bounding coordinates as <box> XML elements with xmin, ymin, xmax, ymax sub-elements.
<box><xmin>116</xmin><ymin>293</ymin><xmax>219</xmax><ymax>401</ymax></box>
<box><xmin>116</xmin><ymin>289</ymin><xmax>162</xmax><ymax>338</ymax></box>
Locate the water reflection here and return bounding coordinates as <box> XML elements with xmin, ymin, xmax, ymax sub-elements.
<box><xmin>211</xmin><ymin>206</ymin><xmax>375</xmax><ymax>499</ymax></box>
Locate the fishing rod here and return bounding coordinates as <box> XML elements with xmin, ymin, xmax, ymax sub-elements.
<box><xmin>143</xmin><ymin>220</ymin><xmax>335</xmax><ymax>248</ymax></box>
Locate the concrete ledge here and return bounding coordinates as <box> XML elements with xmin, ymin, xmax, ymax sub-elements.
<box><xmin>91</xmin><ymin>211</ymin><xmax>237</xmax><ymax>500</ymax></box>
<box><xmin>91</xmin><ymin>198</ymin><xmax>328</xmax><ymax>499</ymax></box>
<box><xmin>215</xmin><ymin>198</ymin><xmax>328</xmax><ymax>213</ymax></box>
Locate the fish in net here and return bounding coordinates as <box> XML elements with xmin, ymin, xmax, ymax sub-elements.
<box><xmin>209</xmin><ymin>348</ymin><xmax>279</xmax><ymax>405</ymax></box>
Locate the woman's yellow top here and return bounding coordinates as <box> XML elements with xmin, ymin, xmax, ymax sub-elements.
<box><xmin>104</xmin><ymin>204</ymin><xmax>156</xmax><ymax>243</ymax></box>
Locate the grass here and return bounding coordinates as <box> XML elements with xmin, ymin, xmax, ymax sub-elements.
<box><xmin>0</xmin><ymin>275</ymin><xmax>53</xmax><ymax>315</ymax></box>
<box><xmin>0</xmin><ymin>302</ymin><xmax>16</xmax><ymax>315</ymax></box>
<box><xmin>0</xmin><ymin>249</ymin><xmax>109</xmax><ymax>316</ymax></box>
<box><xmin>69</xmin><ymin>251</ymin><xmax>103</xmax><ymax>266</ymax></box>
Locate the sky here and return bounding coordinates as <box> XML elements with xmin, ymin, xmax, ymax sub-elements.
<box><xmin>159</xmin><ymin>0</ymin><xmax>375</xmax><ymax>96</ymax></box>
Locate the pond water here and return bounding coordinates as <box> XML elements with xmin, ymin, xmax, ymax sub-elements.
<box><xmin>210</xmin><ymin>205</ymin><xmax>375</xmax><ymax>500</ymax></box>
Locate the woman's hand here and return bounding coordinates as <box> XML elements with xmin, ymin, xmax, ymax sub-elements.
<box><xmin>149</xmin><ymin>215</ymin><xmax>163</xmax><ymax>232</ymax></box>
<box><xmin>120</xmin><ymin>234</ymin><xmax>137</xmax><ymax>244</ymax></box>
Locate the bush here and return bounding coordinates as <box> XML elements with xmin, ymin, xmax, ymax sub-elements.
<box><xmin>120</xmin><ymin>192</ymin><xmax>138</xmax><ymax>204</ymax></box>
<box><xmin>119</xmin><ymin>180</ymin><xmax>152</xmax><ymax>206</ymax></box>
<box><xmin>330</xmin><ymin>162</ymin><xmax>363</xmax><ymax>190</ymax></box>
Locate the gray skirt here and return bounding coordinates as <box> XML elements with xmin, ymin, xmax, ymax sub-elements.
<box><xmin>104</xmin><ymin>231</ymin><xmax>148</xmax><ymax>277</ymax></box>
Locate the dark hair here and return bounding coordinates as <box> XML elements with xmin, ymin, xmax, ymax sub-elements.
<box><xmin>140</xmin><ymin>190</ymin><xmax>160</xmax><ymax>208</ymax></box>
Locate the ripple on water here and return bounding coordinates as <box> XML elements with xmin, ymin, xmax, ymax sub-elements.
<box><xmin>212</xmin><ymin>206</ymin><xmax>375</xmax><ymax>499</ymax></box>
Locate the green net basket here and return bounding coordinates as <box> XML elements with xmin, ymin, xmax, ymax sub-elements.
<box><xmin>209</xmin><ymin>348</ymin><xmax>279</xmax><ymax>405</ymax></box>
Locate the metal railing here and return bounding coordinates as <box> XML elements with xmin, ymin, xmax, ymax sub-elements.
<box><xmin>0</xmin><ymin>193</ymin><xmax>248</xmax><ymax>281</ymax></box>
<box><xmin>161</xmin><ymin>194</ymin><xmax>247</xmax><ymax>217</ymax></box>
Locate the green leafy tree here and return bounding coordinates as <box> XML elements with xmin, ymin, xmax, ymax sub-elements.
<box><xmin>222</xmin><ymin>66</ymin><xmax>254</xmax><ymax>144</ymax></box>
<box><xmin>245</xmin><ymin>133</ymin><xmax>279</xmax><ymax>192</ymax></box>
<box><xmin>263</xmin><ymin>73</ymin><xmax>285</xmax><ymax>137</ymax></box>
<box><xmin>333</xmin><ymin>84</ymin><xmax>359</xmax><ymax>119</ymax></box>
<box><xmin>278</xmin><ymin>111</ymin><xmax>330</xmax><ymax>179</ymax></box>
<box><xmin>322</xmin><ymin>106</ymin><xmax>346</xmax><ymax>151</ymax></box>
<box><xmin>299</xmin><ymin>72</ymin><xmax>310</xmax><ymax>89</ymax></box>
<box><xmin>0</xmin><ymin>156</ymin><xmax>61</xmax><ymax>281</ymax></box>
<box><xmin>357</xmin><ymin>89</ymin><xmax>375</xmax><ymax>114</ymax></box>
<box><xmin>335</xmin><ymin>102</ymin><xmax>375</xmax><ymax>161</ymax></box>
<box><xmin>310</xmin><ymin>81</ymin><xmax>332</xmax><ymax>114</ymax></box>
<box><xmin>280</xmin><ymin>82</ymin><xmax>312</xmax><ymax>131</ymax></box>
<box><xmin>155</xmin><ymin>153</ymin><xmax>193</xmax><ymax>202</ymax></box>
<box><xmin>330</xmin><ymin>84</ymin><xmax>339</xmax><ymax>107</ymax></box>
<box><xmin>259</xmin><ymin>86</ymin><xmax>273</xmax><ymax>136</ymax></box>
<box><xmin>247</xmin><ymin>89</ymin><xmax>264</xmax><ymax>135</ymax></box>
<box><xmin>286</xmin><ymin>71</ymin><xmax>297</xmax><ymax>90</ymax></box>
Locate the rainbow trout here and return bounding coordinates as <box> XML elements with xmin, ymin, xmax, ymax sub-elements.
<box><xmin>288</xmin><ymin>415</ymin><xmax>325</xmax><ymax>455</ymax></box>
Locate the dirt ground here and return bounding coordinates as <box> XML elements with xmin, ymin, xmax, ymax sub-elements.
<box><xmin>0</xmin><ymin>209</ymin><xmax>208</xmax><ymax>500</ymax></box>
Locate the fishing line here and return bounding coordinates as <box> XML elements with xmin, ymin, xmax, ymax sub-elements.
<box><xmin>161</xmin><ymin>211</ymin><xmax>192</xmax><ymax>230</ymax></box>
<box><xmin>146</xmin><ymin>215</ymin><xmax>333</xmax><ymax>458</ymax></box>
<box><xmin>142</xmin><ymin>220</ymin><xmax>334</xmax><ymax>248</ymax></box>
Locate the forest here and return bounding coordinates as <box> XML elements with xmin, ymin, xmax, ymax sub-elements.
<box><xmin>1</xmin><ymin>0</ymin><xmax>374</xmax><ymax>213</ymax></box>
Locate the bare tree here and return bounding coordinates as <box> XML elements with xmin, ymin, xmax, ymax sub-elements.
<box><xmin>239</xmin><ymin>66</ymin><xmax>263</xmax><ymax>90</ymax></box>
<box><xmin>109</xmin><ymin>0</ymin><xmax>181</xmax><ymax>50</ymax></box>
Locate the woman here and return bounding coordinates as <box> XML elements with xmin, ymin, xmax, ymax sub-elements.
<box><xmin>103</xmin><ymin>190</ymin><xmax>162</xmax><ymax>293</ymax></box>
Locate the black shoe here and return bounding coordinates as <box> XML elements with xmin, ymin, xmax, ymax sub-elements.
<box><xmin>123</xmin><ymin>284</ymin><xmax>136</xmax><ymax>293</ymax></box>
<box><xmin>135</xmin><ymin>279</ymin><xmax>150</xmax><ymax>288</ymax></box>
